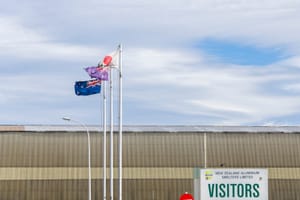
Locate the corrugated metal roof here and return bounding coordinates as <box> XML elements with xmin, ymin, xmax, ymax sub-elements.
<box><xmin>0</xmin><ymin>125</ymin><xmax>299</xmax><ymax>133</ymax></box>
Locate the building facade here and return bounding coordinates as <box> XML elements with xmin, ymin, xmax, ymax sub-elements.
<box><xmin>0</xmin><ymin>125</ymin><xmax>300</xmax><ymax>199</ymax></box>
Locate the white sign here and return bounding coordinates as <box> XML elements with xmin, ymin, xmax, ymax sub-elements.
<box><xmin>200</xmin><ymin>169</ymin><xmax>268</xmax><ymax>200</ymax></box>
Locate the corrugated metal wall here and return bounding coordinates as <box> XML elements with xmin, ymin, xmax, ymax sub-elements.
<box><xmin>0</xmin><ymin>131</ymin><xmax>300</xmax><ymax>199</ymax></box>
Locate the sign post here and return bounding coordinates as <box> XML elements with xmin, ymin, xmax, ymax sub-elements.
<box><xmin>200</xmin><ymin>169</ymin><xmax>268</xmax><ymax>200</ymax></box>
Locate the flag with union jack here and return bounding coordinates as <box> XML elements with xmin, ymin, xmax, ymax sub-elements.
<box><xmin>74</xmin><ymin>79</ymin><xmax>101</xmax><ymax>96</ymax></box>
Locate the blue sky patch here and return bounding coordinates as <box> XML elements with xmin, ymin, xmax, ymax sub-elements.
<box><xmin>197</xmin><ymin>39</ymin><xmax>287</xmax><ymax>66</ymax></box>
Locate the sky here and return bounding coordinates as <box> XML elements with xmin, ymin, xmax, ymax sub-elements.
<box><xmin>1</xmin><ymin>0</ymin><xmax>300</xmax><ymax>126</ymax></box>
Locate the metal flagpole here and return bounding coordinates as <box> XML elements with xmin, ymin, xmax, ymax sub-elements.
<box><xmin>109</xmin><ymin>66</ymin><xmax>114</xmax><ymax>200</ymax></box>
<box><xmin>204</xmin><ymin>132</ymin><xmax>207</xmax><ymax>168</ymax></box>
<box><xmin>103</xmin><ymin>81</ymin><xmax>107</xmax><ymax>200</ymax></box>
<box><xmin>118</xmin><ymin>44</ymin><xmax>123</xmax><ymax>200</ymax></box>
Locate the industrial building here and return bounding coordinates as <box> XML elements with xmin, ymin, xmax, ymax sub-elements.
<box><xmin>0</xmin><ymin>125</ymin><xmax>300</xmax><ymax>199</ymax></box>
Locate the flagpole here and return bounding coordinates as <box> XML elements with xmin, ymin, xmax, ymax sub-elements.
<box><xmin>103</xmin><ymin>81</ymin><xmax>107</xmax><ymax>200</ymax></box>
<box><xmin>204</xmin><ymin>132</ymin><xmax>207</xmax><ymax>168</ymax></box>
<box><xmin>118</xmin><ymin>44</ymin><xmax>123</xmax><ymax>200</ymax></box>
<box><xmin>109</xmin><ymin>66</ymin><xmax>114</xmax><ymax>200</ymax></box>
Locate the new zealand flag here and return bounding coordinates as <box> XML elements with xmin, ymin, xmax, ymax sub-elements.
<box><xmin>74</xmin><ymin>79</ymin><xmax>101</xmax><ymax>96</ymax></box>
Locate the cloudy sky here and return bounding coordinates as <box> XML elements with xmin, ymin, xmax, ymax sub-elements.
<box><xmin>1</xmin><ymin>0</ymin><xmax>300</xmax><ymax>125</ymax></box>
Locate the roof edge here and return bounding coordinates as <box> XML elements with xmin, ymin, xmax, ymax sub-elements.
<box><xmin>1</xmin><ymin>125</ymin><xmax>300</xmax><ymax>133</ymax></box>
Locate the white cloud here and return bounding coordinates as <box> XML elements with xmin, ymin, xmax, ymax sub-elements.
<box><xmin>0</xmin><ymin>74</ymin><xmax>71</xmax><ymax>103</ymax></box>
<box><xmin>3</xmin><ymin>0</ymin><xmax>300</xmax><ymax>49</ymax></box>
<box><xmin>124</xmin><ymin>47</ymin><xmax>300</xmax><ymax>124</ymax></box>
<box><xmin>0</xmin><ymin>17</ymin><xmax>101</xmax><ymax>61</ymax></box>
<box><xmin>1</xmin><ymin>0</ymin><xmax>300</xmax><ymax>125</ymax></box>
<box><xmin>282</xmin><ymin>83</ymin><xmax>300</xmax><ymax>93</ymax></box>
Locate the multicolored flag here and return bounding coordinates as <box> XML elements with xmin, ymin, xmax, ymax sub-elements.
<box><xmin>99</xmin><ymin>50</ymin><xmax>119</xmax><ymax>67</ymax></box>
<box><xmin>85</xmin><ymin>66</ymin><xmax>109</xmax><ymax>80</ymax></box>
<box><xmin>74</xmin><ymin>79</ymin><xmax>101</xmax><ymax>96</ymax></box>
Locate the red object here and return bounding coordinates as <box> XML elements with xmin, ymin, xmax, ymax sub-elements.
<box><xmin>180</xmin><ymin>192</ymin><xmax>194</xmax><ymax>200</ymax></box>
<box><xmin>103</xmin><ymin>56</ymin><xmax>112</xmax><ymax>66</ymax></box>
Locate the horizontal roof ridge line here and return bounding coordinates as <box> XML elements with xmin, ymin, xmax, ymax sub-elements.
<box><xmin>1</xmin><ymin>125</ymin><xmax>300</xmax><ymax>133</ymax></box>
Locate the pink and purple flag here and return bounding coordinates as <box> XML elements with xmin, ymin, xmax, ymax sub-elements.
<box><xmin>85</xmin><ymin>66</ymin><xmax>108</xmax><ymax>81</ymax></box>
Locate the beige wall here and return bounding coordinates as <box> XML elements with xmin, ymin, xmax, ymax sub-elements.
<box><xmin>0</xmin><ymin>130</ymin><xmax>300</xmax><ymax>199</ymax></box>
